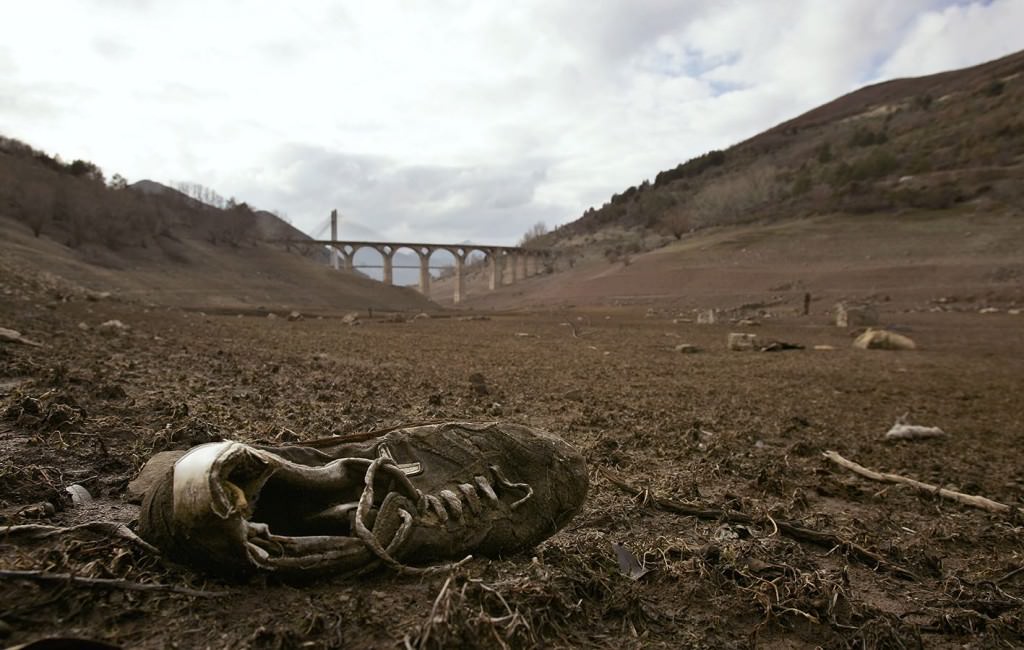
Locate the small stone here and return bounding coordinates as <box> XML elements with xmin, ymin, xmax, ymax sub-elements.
<box><xmin>675</xmin><ymin>343</ymin><xmax>700</xmax><ymax>353</ymax></box>
<box><xmin>979</xmin><ymin>307</ymin><xmax>1000</xmax><ymax>314</ymax></box>
<box><xmin>813</xmin><ymin>345</ymin><xmax>835</xmax><ymax>351</ymax></box>
<box><xmin>697</xmin><ymin>309</ymin><xmax>717</xmax><ymax>325</ymax></box>
<box><xmin>65</xmin><ymin>484</ymin><xmax>93</xmax><ymax>506</ymax></box>
<box><xmin>97</xmin><ymin>320</ymin><xmax>129</xmax><ymax>335</ymax></box>
<box><xmin>736</xmin><ymin>318</ymin><xmax>760</xmax><ymax>326</ymax></box>
<box><xmin>341</xmin><ymin>312</ymin><xmax>360</xmax><ymax>325</ymax></box>
<box><xmin>1008</xmin><ymin>308</ymin><xmax>1020</xmax><ymax>315</ymax></box>
<box><xmin>77</xmin><ymin>321</ymin><xmax>90</xmax><ymax>331</ymax></box>
<box><xmin>266</xmin><ymin>312</ymin><xmax>278</xmax><ymax>319</ymax></box>
<box><xmin>413</xmin><ymin>312</ymin><xmax>431</xmax><ymax>320</ymax></box>
<box><xmin>287</xmin><ymin>310</ymin><xmax>303</xmax><ymax>321</ymax></box>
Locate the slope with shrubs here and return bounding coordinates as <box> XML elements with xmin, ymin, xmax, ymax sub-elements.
<box><xmin>539</xmin><ymin>49</ymin><xmax>1024</xmax><ymax>257</ymax></box>
<box><xmin>0</xmin><ymin>136</ymin><xmax>434</xmax><ymax>312</ymax></box>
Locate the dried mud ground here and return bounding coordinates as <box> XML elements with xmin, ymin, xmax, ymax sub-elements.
<box><xmin>1</xmin><ymin>294</ymin><xmax>1023</xmax><ymax>649</ymax></box>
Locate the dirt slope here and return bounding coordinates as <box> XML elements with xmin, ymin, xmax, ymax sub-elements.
<box><xmin>0</xmin><ymin>215</ymin><xmax>434</xmax><ymax>313</ymax></box>
<box><xmin>438</xmin><ymin>209</ymin><xmax>1024</xmax><ymax>311</ymax></box>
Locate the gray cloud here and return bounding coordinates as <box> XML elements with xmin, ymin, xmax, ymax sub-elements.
<box><xmin>228</xmin><ymin>143</ymin><xmax>562</xmax><ymax>245</ymax></box>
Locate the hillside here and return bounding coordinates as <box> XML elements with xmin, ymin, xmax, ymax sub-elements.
<box><xmin>0</xmin><ymin>138</ymin><xmax>434</xmax><ymax>313</ymax></box>
<box><xmin>539</xmin><ymin>49</ymin><xmax>1024</xmax><ymax>250</ymax></box>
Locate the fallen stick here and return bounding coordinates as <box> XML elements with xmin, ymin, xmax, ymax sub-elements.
<box><xmin>601</xmin><ymin>469</ymin><xmax>917</xmax><ymax>580</ymax></box>
<box><xmin>1</xmin><ymin>521</ymin><xmax>160</xmax><ymax>554</ymax></box>
<box><xmin>0</xmin><ymin>569</ymin><xmax>226</xmax><ymax>598</ymax></box>
<box><xmin>822</xmin><ymin>450</ymin><xmax>1013</xmax><ymax>515</ymax></box>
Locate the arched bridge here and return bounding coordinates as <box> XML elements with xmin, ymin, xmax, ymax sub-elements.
<box><xmin>281</xmin><ymin>238</ymin><xmax>553</xmax><ymax>304</ymax></box>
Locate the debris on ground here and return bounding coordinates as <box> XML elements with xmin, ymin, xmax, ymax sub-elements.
<box><xmin>0</xmin><ymin>327</ymin><xmax>42</xmax><ymax>347</ymax></box>
<box><xmin>852</xmin><ymin>328</ymin><xmax>916</xmax><ymax>350</ymax></box>
<box><xmin>287</xmin><ymin>310</ymin><xmax>303</xmax><ymax>321</ymax></box>
<box><xmin>759</xmin><ymin>340</ymin><xmax>804</xmax><ymax>352</ymax></box>
<box><xmin>697</xmin><ymin>309</ymin><xmax>717</xmax><ymax>324</ymax></box>
<box><xmin>884</xmin><ymin>417</ymin><xmax>948</xmax><ymax>440</ymax></box>
<box><xmin>674</xmin><ymin>343</ymin><xmax>700</xmax><ymax>353</ymax></box>
<box><xmin>341</xmin><ymin>312</ymin><xmax>361</xmax><ymax>326</ymax></box>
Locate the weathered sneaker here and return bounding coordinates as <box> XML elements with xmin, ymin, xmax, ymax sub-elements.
<box><xmin>138</xmin><ymin>421</ymin><xmax>588</xmax><ymax>577</ymax></box>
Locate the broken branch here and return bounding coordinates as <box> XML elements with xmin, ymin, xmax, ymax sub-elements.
<box><xmin>602</xmin><ymin>468</ymin><xmax>917</xmax><ymax>580</ymax></box>
<box><xmin>0</xmin><ymin>569</ymin><xmax>226</xmax><ymax>598</ymax></box>
<box><xmin>822</xmin><ymin>450</ymin><xmax>1013</xmax><ymax>515</ymax></box>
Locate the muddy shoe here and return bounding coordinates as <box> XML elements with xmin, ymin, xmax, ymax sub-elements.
<box><xmin>138</xmin><ymin>421</ymin><xmax>587</xmax><ymax>577</ymax></box>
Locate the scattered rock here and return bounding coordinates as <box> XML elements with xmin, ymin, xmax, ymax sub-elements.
<box><xmin>77</xmin><ymin>322</ymin><xmax>90</xmax><ymax>331</ymax></box>
<box><xmin>287</xmin><ymin>310</ymin><xmax>303</xmax><ymax>321</ymax></box>
<box><xmin>835</xmin><ymin>302</ymin><xmax>878</xmax><ymax>328</ymax></box>
<box><xmin>674</xmin><ymin>343</ymin><xmax>700</xmax><ymax>353</ymax></box>
<box><xmin>813</xmin><ymin>345</ymin><xmax>835</xmax><ymax>351</ymax></box>
<box><xmin>727</xmin><ymin>333</ymin><xmax>760</xmax><ymax>351</ymax></box>
<box><xmin>697</xmin><ymin>309</ymin><xmax>718</xmax><ymax>325</ymax></box>
<box><xmin>563</xmin><ymin>388</ymin><xmax>584</xmax><ymax>401</ymax></box>
<box><xmin>0</xmin><ymin>327</ymin><xmax>43</xmax><ymax>347</ymax></box>
<box><xmin>853</xmin><ymin>328</ymin><xmax>916</xmax><ymax>350</ymax></box>
<box><xmin>736</xmin><ymin>318</ymin><xmax>760</xmax><ymax>327</ymax></box>
<box><xmin>266</xmin><ymin>312</ymin><xmax>278</xmax><ymax>320</ymax></box>
<box><xmin>341</xmin><ymin>312</ymin><xmax>361</xmax><ymax>326</ymax></box>
<box><xmin>97</xmin><ymin>320</ymin><xmax>130</xmax><ymax>336</ymax></box>
<box><xmin>65</xmin><ymin>484</ymin><xmax>93</xmax><ymax>506</ymax></box>
<box><xmin>978</xmin><ymin>307</ymin><xmax>1000</xmax><ymax>314</ymax></box>
<box><xmin>514</xmin><ymin>332</ymin><xmax>536</xmax><ymax>338</ymax></box>
<box><xmin>413</xmin><ymin>312</ymin><xmax>431</xmax><ymax>320</ymax></box>
<box><xmin>1009</xmin><ymin>308</ymin><xmax>1021</xmax><ymax>315</ymax></box>
<box><xmin>85</xmin><ymin>290</ymin><xmax>112</xmax><ymax>302</ymax></box>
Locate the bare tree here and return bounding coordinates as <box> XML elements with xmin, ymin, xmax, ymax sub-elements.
<box><xmin>660</xmin><ymin>206</ymin><xmax>691</xmax><ymax>240</ymax></box>
<box><xmin>518</xmin><ymin>221</ymin><xmax>548</xmax><ymax>247</ymax></box>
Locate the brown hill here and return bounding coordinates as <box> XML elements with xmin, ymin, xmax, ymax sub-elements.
<box><xmin>542</xmin><ymin>49</ymin><xmax>1024</xmax><ymax>247</ymax></box>
<box><xmin>0</xmin><ymin>138</ymin><xmax>433</xmax><ymax>313</ymax></box>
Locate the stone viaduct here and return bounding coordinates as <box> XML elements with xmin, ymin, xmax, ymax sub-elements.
<box><xmin>275</xmin><ymin>210</ymin><xmax>554</xmax><ymax>304</ymax></box>
<box><xmin>302</xmin><ymin>238</ymin><xmax>551</xmax><ymax>304</ymax></box>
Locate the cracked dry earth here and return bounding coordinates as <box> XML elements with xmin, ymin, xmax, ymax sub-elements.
<box><xmin>1</xmin><ymin>294</ymin><xmax>1023</xmax><ymax>648</ymax></box>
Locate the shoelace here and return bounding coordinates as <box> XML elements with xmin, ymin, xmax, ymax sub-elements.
<box><xmin>352</xmin><ymin>456</ymin><xmax>534</xmax><ymax>575</ymax></box>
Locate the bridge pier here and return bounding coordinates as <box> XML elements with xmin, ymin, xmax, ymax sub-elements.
<box><xmin>417</xmin><ymin>248</ymin><xmax>431</xmax><ymax>295</ymax></box>
<box><xmin>379</xmin><ymin>246</ymin><xmax>395</xmax><ymax>285</ymax></box>
<box><xmin>453</xmin><ymin>255</ymin><xmax>465</xmax><ymax>304</ymax></box>
<box><xmin>489</xmin><ymin>252</ymin><xmax>500</xmax><ymax>291</ymax></box>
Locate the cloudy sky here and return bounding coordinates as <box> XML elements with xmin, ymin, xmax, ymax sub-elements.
<box><xmin>2</xmin><ymin>1</ymin><xmax>1022</xmax><ymax>245</ymax></box>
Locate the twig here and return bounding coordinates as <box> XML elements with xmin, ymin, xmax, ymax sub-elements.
<box><xmin>822</xmin><ymin>450</ymin><xmax>1013</xmax><ymax>515</ymax></box>
<box><xmin>1</xmin><ymin>521</ymin><xmax>160</xmax><ymax>555</ymax></box>
<box><xmin>601</xmin><ymin>469</ymin><xmax>917</xmax><ymax>580</ymax></box>
<box><xmin>0</xmin><ymin>569</ymin><xmax>226</xmax><ymax>598</ymax></box>
<box><xmin>998</xmin><ymin>566</ymin><xmax>1024</xmax><ymax>584</ymax></box>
